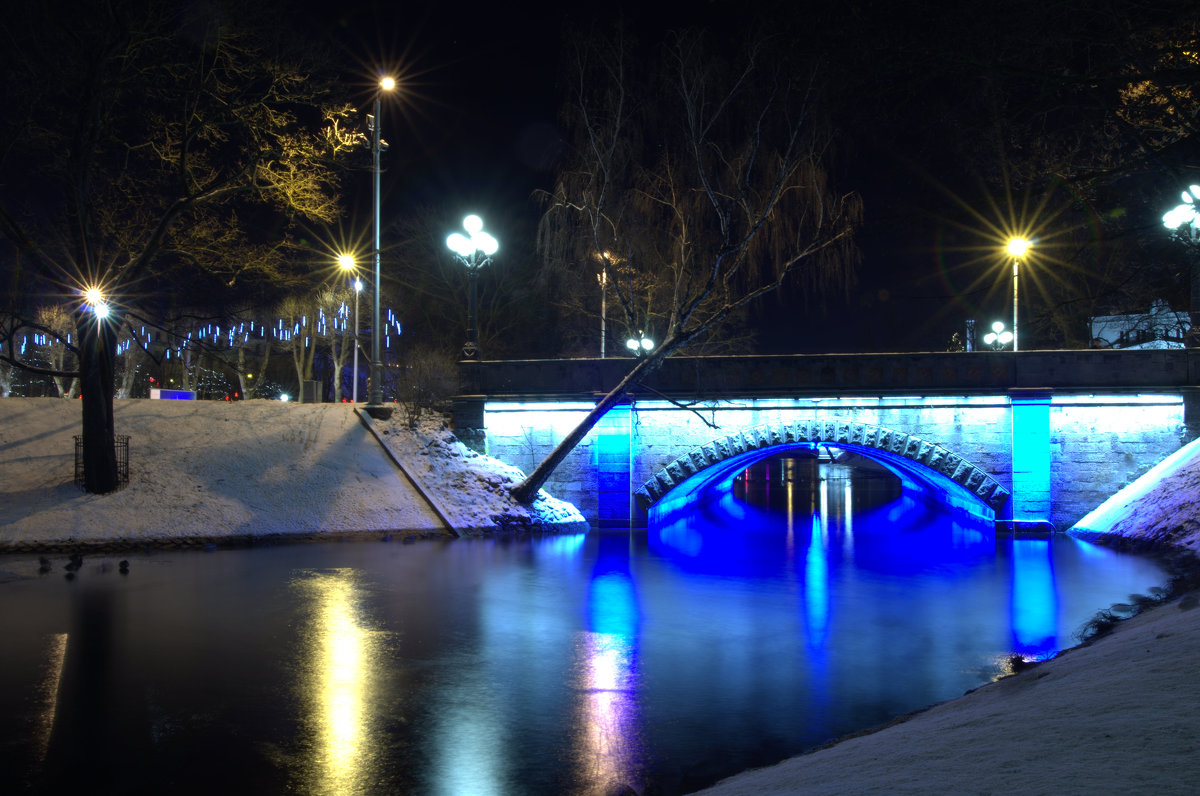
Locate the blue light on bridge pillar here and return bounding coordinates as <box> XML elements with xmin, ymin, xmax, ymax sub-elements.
<box><xmin>594</xmin><ymin>404</ymin><xmax>633</xmax><ymax>529</ymax></box>
<box><xmin>1009</xmin><ymin>390</ymin><xmax>1052</xmax><ymax>531</ymax></box>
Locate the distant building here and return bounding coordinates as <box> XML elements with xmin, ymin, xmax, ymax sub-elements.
<box><xmin>1089</xmin><ymin>300</ymin><xmax>1190</xmax><ymax>349</ymax></box>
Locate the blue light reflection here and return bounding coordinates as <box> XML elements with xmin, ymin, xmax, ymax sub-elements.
<box><xmin>1009</xmin><ymin>538</ymin><xmax>1059</xmax><ymax>659</ymax></box>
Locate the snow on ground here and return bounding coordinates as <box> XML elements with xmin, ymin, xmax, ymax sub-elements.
<box><xmin>364</xmin><ymin>408</ymin><xmax>587</xmax><ymax>533</ymax></box>
<box><xmin>3</xmin><ymin>396</ymin><xmax>1200</xmax><ymax>793</ymax></box>
<box><xmin>0</xmin><ymin>397</ymin><xmax>582</xmax><ymax>551</ymax></box>
<box><xmin>693</xmin><ymin>589</ymin><xmax>1200</xmax><ymax>795</ymax></box>
<box><xmin>1070</xmin><ymin>434</ymin><xmax>1200</xmax><ymax>556</ymax></box>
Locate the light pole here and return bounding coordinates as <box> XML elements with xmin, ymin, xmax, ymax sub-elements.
<box><xmin>337</xmin><ymin>254</ymin><xmax>361</xmax><ymax>403</ymax></box>
<box><xmin>597</xmin><ymin>251</ymin><xmax>615</xmax><ymax>358</ymax></box>
<box><xmin>1006</xmin><ymin>237</ymin><xmax>1031</xmax><ymax>351</ymax></box>
<box><xmin>446</xmin><ymin>215</ymin><xmax>499</xmax><ymax>359</ymax></box>
<box><xmin>1163</xmin><ymin>185</ymin><xmax>1200</xmax><ymax>344</ymax></box>
<box><xmin>368</xmin><ymin>75</ymin><xmax>396</xmax><ymax>412</ymax></box>
<box><xmin>983</xmin><ymin>320</ymin><xmax>1013</xmax><ymax>350</ymax></box>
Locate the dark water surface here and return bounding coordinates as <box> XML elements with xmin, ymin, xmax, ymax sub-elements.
<box><xmin>0</xmin><ymin>464</ymin><xmax>1168</xmax><ymax>795</ymax></box>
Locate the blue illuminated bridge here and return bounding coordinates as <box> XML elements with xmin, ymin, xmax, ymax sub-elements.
<box><xmin>451</xmin><ymin>350</ymin><xmax>1200</xmax><ymax>531</ymax></box>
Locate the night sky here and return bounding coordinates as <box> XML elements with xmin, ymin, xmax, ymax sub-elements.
<box><xmin>13</xmin><ymin>1</ymin><xmax>1186</xmax><ymax>358</ymax></box>
<box><xmin>304</xmin><ymin>2</ymin><xmax>942</xmax><ymax>354</ymax></box>
<box><xmin>294</xmin><ymin>0</ymin><xmax>1191</xmax><ymax>356</ymax></box>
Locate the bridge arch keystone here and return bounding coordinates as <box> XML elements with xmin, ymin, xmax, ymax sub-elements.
<box><xmin>636</xmin><ymin>418</ymin><xmax>1010</xmax><ymax>516</ymax></box>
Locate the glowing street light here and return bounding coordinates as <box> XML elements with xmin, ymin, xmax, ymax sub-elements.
<box><xmin>983</xmin><ymin>320</ymin><xmax>1014</xmax><ymax>350</ymax></box>
<box><xmin>368</xmin><ymin>75</ymin><xmax>396</xmax><ymax>412</ymax></box>
<box><xmin>1163</xmin><ymin>185</ymin><xmax>1200</xmax><ymax>344</ymax></box>
<box><xmin>1162</xmin><ymin>185</ymin><xmax>1200</xmax><ymax>238</ymax></box>
<box><xmin>1006</xmin><ymin>237</ymin><xmax>1032</xmax><ymax>351</ymax></box>
<box><xmin>625</xmin><ymin>331</ymin><xmax>653</xmax><ymax>356</ymax></box>
<box><xmin>82</xmin><ymin>287</ymin><xmax>109</xmax><ymax>320</ymax></box>
<box><xmin>337</xmin><ymin>254</ymin><xmax>362</xmax><ymax>403</ymax></box>
<box><xmin>446</xmin><ymin>215</ymin><xmax>499</xmax><ymax>359</ymax></box>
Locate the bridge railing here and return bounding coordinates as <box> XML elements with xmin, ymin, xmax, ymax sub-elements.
<box><xmin>456</xmin><ymin>349</ymin><xmax>1200</xmax><ymax>402</ymax></box>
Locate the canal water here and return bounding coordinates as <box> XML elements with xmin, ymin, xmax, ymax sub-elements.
<box><xmin>0</xmin><ymin>456</ymin><xmax>1168</xmax><ymax>795</ymax></box>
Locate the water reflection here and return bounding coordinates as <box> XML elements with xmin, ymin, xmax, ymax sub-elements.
<box><xmin>0</xmin><ymin>493</ymin><xmax>1170</xmax><ymax>796</ymax></box>
<box><xmin>33</xmin><ymin>633</ymin><xmax>68</xmax><ymax>767</ymax></box>
<box><xmin>1010</xmin><ymin>539</ymin><xmax>1060</xmax><ymax>660</ymax></box>
<box><xmin>292</xmin><ymin>569</ymin><xmax>388</xmax><ymax>796</ymax></box>
<box><xmin>574</xmin><ymin>568</ymin><xmax>643</xmax><ymax>793</ymax></box>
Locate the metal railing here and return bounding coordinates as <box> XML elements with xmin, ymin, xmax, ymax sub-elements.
<box><xmin>74</xmin><ymin>434</ymin><xmax>130</xmax><ymax>491</ymax></box>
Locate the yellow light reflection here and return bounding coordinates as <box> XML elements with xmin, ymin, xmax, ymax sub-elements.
<box><xmin>575</xmin><ymin>631</ymin><xmax>640</xmax><ymax>790</ymax></box>
<box><xmin>34</xmin><ymin>633</ymin><xmax>68</xmax><ymax>765</ymax></box>
<box><xmin>572</xmin><ymin>571</ymin><xmax>643</xmax><ymax>793</ymax></box>
<box><xmin>786</xmin><ymin>460</ymin><xmax>795</xmax><ymax>558</ymax></box>
<box><xmin>295</xmin><ymin>570</ymin><xmax>384</xmax><ymax>796</ymax></box>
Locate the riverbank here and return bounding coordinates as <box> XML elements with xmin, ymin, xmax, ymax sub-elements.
<box><xmin>4</xmin><ymin>397</ymin><xmax>1200</xmax><ymax>793</ymax></box>
<box><xmin>692</xmin><ymin>435</ymin><xmax>1200</xmax><ymax>795</ymax></box>
<box><xmin>0</xmin><ymin>398</ymin><xmax>584</xmax><ymax>553</ymax></box>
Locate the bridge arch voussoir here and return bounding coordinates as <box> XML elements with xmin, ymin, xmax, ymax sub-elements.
<box><xmin>635</xmin><ymin>418</ymin><xmax>1009</xmax><ymax>513</ymax></box>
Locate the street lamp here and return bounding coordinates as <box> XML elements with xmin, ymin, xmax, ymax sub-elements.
<box><xmin>625</xmin><ymin>331</ymin><xmax>653</xmax><ymax>356</ymax></box>
<box><xmin>82</xmin><ymin>286</ymin><xmax>109</xmax><ymax>320</ymax></box>
<box><xmin>983</xmin><ymin>320</ymin><xmax>1013</xmax><ymax>350</ymax></box>
<box><xmin>1163</xmin><ymin>185</ymin><xmax>1200</xmax><ymax>343</ymax></box>
<box><xmin>337</xmin><ymin>253</ymin><xmax>361</xmax><ymax>403</ymax></box>
<box><xmin>1006</xmin><ymin>237</ymin><xmax>1031</xmax><ymax>351</ymax></box>
<box><xmin>368</xmin><ymin>75</ymin><xmax>396</xmax><ymax>412</ymax></box>
<box><xmin>446</xmin><ymin>214</ymin><xmax>499</xmax><ymax>359</ymax></box>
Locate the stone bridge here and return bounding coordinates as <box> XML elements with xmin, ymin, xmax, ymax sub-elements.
<box><xmin>452</xmin><ymin>351</ymin><xmax>1200</xmax><ymax>530</ymax></box>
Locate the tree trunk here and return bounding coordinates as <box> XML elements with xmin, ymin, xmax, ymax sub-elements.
<box><xmin>511</xmin><ymin>351</ymin><xmax>667</xmax><ymax>504</ymax></box>
<box><xmin>77</xmin><ymin>312</ymin><xmax>119</xmax><ymax>494</ymax></box>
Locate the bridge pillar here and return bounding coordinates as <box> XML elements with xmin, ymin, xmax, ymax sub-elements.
<box><xmin>1009</xmin><ymin>389</ymin><xmax>1053</xmax><ymax>531</ymax></box>
<box><xmin>450</xmin><ymin>395</ymin><xmax>487</xmax><ymax>454</ymax></box>
<box><xmin>1184</xmin><ymin>388</ymin><xmax>1200</xmax><ymax>442</ymax></box>
<box><xmin>595</xmin><ymin>403</ymin><xmax>634</xmax><ymax>529</ymax></box>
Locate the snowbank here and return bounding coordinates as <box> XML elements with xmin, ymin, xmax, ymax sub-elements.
<box><xmin>1069</xmin><ymin>434</ymin><xmax>1200</xmax><ymax>555</ymax></box>
<box><xmin>0</xmin><ymin>397</ymin><xmax>584</xmax><ymax>552</ymax></box>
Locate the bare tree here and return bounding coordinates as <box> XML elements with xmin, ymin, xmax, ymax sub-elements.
<box><xmin>0</xmin><ymin>1</ymin><xmax>360</xmax><ymax>491</ymax></box>
<box><xmin>511</xmin><ymin>27</ymin><xmax>861</xmax><ymax>503</ymax></box>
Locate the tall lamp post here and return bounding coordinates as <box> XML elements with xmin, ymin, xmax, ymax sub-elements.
<box><xmin>367</xmin><ymin>76</ymin><xmax>396</xmax><ymax>411</ymax></box>
<box><xmin>597</xmin><ymin>251</ymin><xmax>615</xmax><ymax>358</ymax></box>
<box><xmin>337</xmin><ymin>254</ymin><xmax>361</xmax><ymax>403</ymax></box>
<box><xmin>1006</xmin><ymin>237</ymin><xmax>1031</xmax><ymax>351</ymax></box>
<box><xmin>1163</xmin><ymin>185</ymin><xmax>1200</xmax><ymax>344</ymax></box>
<box><xmin>446</xmin><ymin>214</ymin><xmax>499</xmax><ymax>359</ymax></box>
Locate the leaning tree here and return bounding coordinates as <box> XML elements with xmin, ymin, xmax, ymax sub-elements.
<box><xmin>511</xmin><ymin>25</ymin><xmax>862</xmax><ymax>503</ymax></box>
<box><xmin>0</xmin><ymin>0</ymin><xmax>361</xmax><ymax>492</ymax></box>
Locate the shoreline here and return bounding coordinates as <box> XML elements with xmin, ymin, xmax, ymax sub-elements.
<box><xmin>689</xmin><ymin>536</ymin><xmax>1200</xmax><ymax>795</ymax></box>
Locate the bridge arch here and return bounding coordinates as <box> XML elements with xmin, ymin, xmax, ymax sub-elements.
<box><xmin>636</xmin><ymin>418</ymin><xmax>1010</xmax><ymax>521</ymax></box>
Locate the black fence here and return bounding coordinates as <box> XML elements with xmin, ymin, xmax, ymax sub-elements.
<box><xmin>74</xmin><ymin>434</ymin><xmax>130</xmax><ymax>491</ymax></box>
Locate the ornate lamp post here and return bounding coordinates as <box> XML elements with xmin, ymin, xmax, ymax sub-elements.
<box><xmin>1005</xmin><ymin>237</ymin><xmax>1031</xmax><ymax>351</ymax></box>
<box><xmin>337</xmin><ymin>254</ymin><xmax>361</xmax><ymax>403</ymax></box>
<box><xmin>625</xmin><ymin>331</ymin><xmax>654</xmax><ymax>356</ymax></box>
<box><xmin>446</xmin><ymin>214</ymin><xmax>499</xmax><ymax>359</ymax></box>
<box><xmin>983</xmin><ymin>320</ymin><xmax>1014</xmax><ymax>350</ymax></box>
<box><xmin>1163</xmin><ymin>185</ymin><xmax>1200</xmax><ymax>344</ymax></box>
<box><xmin>367</xmin><ymin>76</ymin><xmax>395</xmax><ymax>411</ymax></box>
